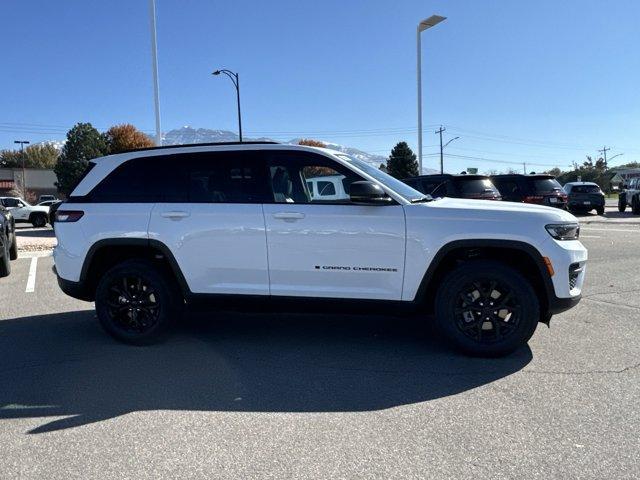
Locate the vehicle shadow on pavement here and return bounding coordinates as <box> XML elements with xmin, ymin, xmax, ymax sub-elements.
<box><xmin>0</xmin><ymin>310</ymin><xmax>532</xmax><ymax>434</ymax></box>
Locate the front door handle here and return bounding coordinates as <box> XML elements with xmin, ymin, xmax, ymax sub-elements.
<box><xmin>161</xmin><ymin>211</ymin><xmax>190</xmax><ymax>220</ymax></box>
<box><xmin>272</xmin><ymin>212</ymin><xmax>305</xmax><ymax>220</ymax></box>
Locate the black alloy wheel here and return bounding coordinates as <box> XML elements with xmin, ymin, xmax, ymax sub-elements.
<box><xmin>105</xmin><ymin>275</ymin><xmax>161</xmax><ymax>334</ymax></box>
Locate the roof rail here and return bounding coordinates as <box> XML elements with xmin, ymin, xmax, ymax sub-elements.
<box><xmin>118</xmin><ymin>140</ymin><xmax>279</xmax><ymax>154</ymax></box>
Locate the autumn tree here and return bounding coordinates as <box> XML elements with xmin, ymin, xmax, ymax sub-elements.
<box><xmin>298</xmin><ymin>139</ymin><xmax>327</xmax><ymax>148</ymax></box>
<box><xmin>104</xmin><ymin>124</ymin><xmax>155</xmax><ymax>154</ymax></box>
<box><xmin>55</xmin><ymin>123</ymin><xmax>108</xmax><ymax>195</ymax></box>
<box><xmin>386</xmin><ymin>141</ymin><xmax>418</xmax><ymax>179</ymax></box>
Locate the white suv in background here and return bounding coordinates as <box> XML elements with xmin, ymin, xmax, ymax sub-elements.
<box><xmin>53</xmin><ymin>142</ymin><xmax>587</xmax><ymax>357</ymax></box>
<box><xmin>0</xmin><ymin>197</ymin><xmax>51</xmax><ymax>228</ymax></box>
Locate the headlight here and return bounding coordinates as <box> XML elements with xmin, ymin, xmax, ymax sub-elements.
<box><xmin>545</xmin><ymin>223</ymin><xmax>580</xmax><ymax>240</ymax></box>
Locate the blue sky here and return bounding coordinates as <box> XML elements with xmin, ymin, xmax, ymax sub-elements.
<box><xmin>1</xmin><ymin>0</ymin><xmax>638</xmax><ymax>173</ymax></box>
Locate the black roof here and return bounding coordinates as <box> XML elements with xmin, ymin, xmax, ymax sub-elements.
<box><xmin>118</xmin><ymin>141</ymin><xmax>279</xmax><ymax>155</ymax></box>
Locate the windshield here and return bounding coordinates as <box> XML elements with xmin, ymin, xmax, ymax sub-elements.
<box><xmin>336</xmin><ymin>154</ymin><xmax>425</xmax><ymax>201</ymax></box>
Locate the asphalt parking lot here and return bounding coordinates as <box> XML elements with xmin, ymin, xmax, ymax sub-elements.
<box><xmin>1</xmin><ymin>211</ymin><xmax>639</xmax><ymax>479</ymax></box>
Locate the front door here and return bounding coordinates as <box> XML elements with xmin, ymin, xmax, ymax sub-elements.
<box><xmin>262</xmin><ymin>151</ymin><xmax>406</xmax><ymax>300</ymax></box>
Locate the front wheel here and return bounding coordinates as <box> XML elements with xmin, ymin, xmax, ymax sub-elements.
<box><xmin>95</xmin><ymin>260</ymin><xmax>182</xmax><ymax>345</ymax></box>
<box><xmin>618</xmin><ymin>194</ymin><xmax>626</xmax><ymax>212</ymax></box>
<box><xmin>434</xmin><ymin>260</ymin><xmax>540</xmax><ymax>357</ymax></box>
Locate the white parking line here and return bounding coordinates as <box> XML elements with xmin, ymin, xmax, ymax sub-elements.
<box><xmin>25</xmin><ymin>257</ymin><xmax>38</xmax><ymax>293</ymax></box>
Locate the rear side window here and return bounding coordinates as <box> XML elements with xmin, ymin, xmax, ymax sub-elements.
<box><xmin>531</xmin><ymin>178</ymin><xmax>562</xmax><ymax>193</ymax></box>
<box><xmin>422</xmin><ymin>180</ymin><xmax>448</xmax><ymax>197</ymax></box>
<box><xmin>493</xmin><ymin>180</ymin><xmax>521</xmax><ymax>196</ymax></box>
<box><xmin>188</xmin><ymin>152</ymin><xmax>270</xmax><ymax>203</ymax></box>
<box><xmin>88</xmin><ymin>155</ymin><xmax>187</xmax><ymax>203</ymax></box>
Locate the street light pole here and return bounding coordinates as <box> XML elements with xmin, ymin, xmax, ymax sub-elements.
<box><xmin>149</xmin><ymin>0</ymin><xmax>162</xmax><ymax>146</ymax></box>
<box><xmin>212</xmin><ymin>69</ymin><xmax>243</xmax><ymax>142</ymax></box>
<box><xmin>417</xmin><ymin>14</ymin><xmax>446</xmax><ymax>174</ymax></box>
<box><xmin>14</xmin><ymin>140</ymin><xmax>30</xmax><ymax>198</ymax></box>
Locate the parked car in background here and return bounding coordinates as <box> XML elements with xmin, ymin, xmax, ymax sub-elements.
<box><xmin>618</xmin><ymin>177</ymin><xmax>640</xmax><ymax>214</ymax></box>
<box><xmin>0</xmin><ymin>204</ymin><xmax>17</xmax><ymax>265</ymax></box>
<box><xmin>0</xmin><ymin>197</ymin><xmax>51</xmax><ymax>227</ymax></box>
<box><xmin>48</xmin><ymin>200</ymin><xmax>64</xmax><ymax>228</ymax></box>
<box><xmin>402</xmin><ymin>174</ymin><xmax>502</xmax><ymax>200</ymax></box>
<box><xmin>491</xmin><ymin>174</ymin><xmax>567</xmax><ymax>209</ymax></box>
<box><xmin>0</xmin><ymin>208</ymin><xmax>16</xmax><ymax>277</ymax></box>
<box><xmin>38</xmin><ymin>194</ymin><xmax>57</xmax><ymax>203</ymax></box>
<box><xmin>563</xmin><ymin>182</ymin><xmax>605</xmax><ymax>215</ymax></box>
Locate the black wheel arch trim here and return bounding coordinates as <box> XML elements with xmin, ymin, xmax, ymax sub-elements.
<box><xmin>413</xmin><ymin>239</ymin><xmax>573</xmax><ymax>317</ymax></box>
<box><xmin>77</xmin><ymin>238</ymin><xmax>191</xmax><ymax>298</ymax></box>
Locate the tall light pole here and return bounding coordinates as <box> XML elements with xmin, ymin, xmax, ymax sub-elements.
<box><xmin>14</xmin><ymin>140</ymin><xmax>30</xmax><ymax>197</ymax></box>
<box><xmin>417</xmin><ymin>14</ymin><xmax>446</xmax><ymax>174</ymax></box>
<box><xmin>149</xmin><ymin>0</ymin><xmax>162</xmax><ymax>146</ymax></box>
<box><xmin>212</xmin><ymin>69</ymin><xmax>243</xmax><ymax>142</ymax></box>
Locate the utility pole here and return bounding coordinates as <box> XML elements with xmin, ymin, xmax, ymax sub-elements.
<box><xmin>436</xmin><ymin>126</ymin><xmax>445</xmax><ymax>174</ymax></box>
<box><xmin>523</xmin><ymin>162</ymin><xmax>527</xmax><ymax>174</ymax></box>
<box><xmin>149</xmin><ymin>0</ymin><xmax>162</xmax><ymax>146</ymax></box>
<box><xmin>14</xmin><ymin>140</ymin><xmax>30</xmax><ymax>198</ymax></box>
<box><xmin>598</xmin><ymin>146</ymin><xmax>610</xmax><ymax>169</ymax></box>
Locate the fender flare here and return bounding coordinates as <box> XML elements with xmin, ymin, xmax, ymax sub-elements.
<box><xmin>413</xmin><ymin>239</ymin><xmax>554</xmax><ymax>307</ymax></box>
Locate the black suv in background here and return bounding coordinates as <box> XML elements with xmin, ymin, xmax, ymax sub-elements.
<box><xmin>563</xmin><ymin>182</ymin><xmax>605</xmax><ymax>215</ymax></box>
<box><xmin>491</xmin><ymin>174</ymin><xmax>567</xmax><ymax>209</ymax></box>
<box><xmin>402</xmin><ymin>174</ymin><xmax>502</xmax><ymax>200</ymax></box>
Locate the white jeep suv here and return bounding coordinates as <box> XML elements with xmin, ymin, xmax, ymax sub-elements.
<box><xmin>0</xmin><ymin>197</ymin><xmax>51</xmax><ymax>228</ymax></box>
<box><xmin>54</xmin><ymin>142</ymin><xmax>587</xmax><ymax>356</ymax></box>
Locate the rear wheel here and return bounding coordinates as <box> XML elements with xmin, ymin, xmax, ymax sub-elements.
<box><xmin>31</xmin><ymin>214</ymin><xmax>46</xmax><ymax>228</ymax></box>
<box><xmin>95</xmin><ymin>260</ymin><xmax>182</xmax><ymax>345</ymax></box>
<box><xmin>632</xmin><ymin>196</ymin><xmax>640</xmax><ymax>215</ymax></box>
<box><xmin>9</xmin><ymin>231</ymin><xmax>17</xmax><ymax>260</ymax></box>
<box><xmin>0</xmin><ymin>236</ymin><xmax>11</xmax><ymax>277</ymax></box>
<box><xmin>596</xmin><ymin>206</ymin><xmax>605</xmax><ymax>215</ymax></box>
<box><xmin>434</xmin><ymin>260</ymin><xmax>539</xmax><ymax>357</ymax></box>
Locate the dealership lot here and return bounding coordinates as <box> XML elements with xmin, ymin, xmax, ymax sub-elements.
<box><xmin>1</xmin><ymin>218</ymin><xmax>638</xmax><ymax>479</ymax></box>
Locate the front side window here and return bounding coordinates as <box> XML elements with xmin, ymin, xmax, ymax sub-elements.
<box><xmin>2</xmin><ymin>198</ymin><xmax>20</xmax><ymax>208</ymax></box>
<box><xmin>268</xmin><ymin>152</ymin><xmax>364</xmax><ymax>204</ymax></box>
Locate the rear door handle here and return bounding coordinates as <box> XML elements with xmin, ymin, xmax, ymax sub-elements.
<box><xmin>161</xmin><ymin>211</ymin><xmax>190</xmax><ymax>219</ymax></box>
<box><xmin>272</xmin><ymin>212</ymin><xmax>305</xmax><ymax>220</ymax></box>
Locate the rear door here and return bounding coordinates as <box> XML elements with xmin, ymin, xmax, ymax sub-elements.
<box><xmin>148</xmin><ymin>151</ymin><xmax>271</xmax><ymax>295</ymax></box>
<box><xmin>262</xmin><ymin>151</ymin><xmax>406</xmax><ymax>300</ymax></box>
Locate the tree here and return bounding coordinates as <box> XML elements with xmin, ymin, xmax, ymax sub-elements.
<box><xmin>103</xmin><ymin>124</ymin><xmax>155</xmax><ymax>154</ymax></box>
<box><xmin>386</xmin><ymin>141</ymin><xmax>418</xmax><ymax>178</ymax></box>
<box><xmin>298</xmin><ymin>139</ymin><xmax>327</xmax><ymax>148</ymax></box>
<box><xmin>55</xmin><ymin>123</ymin><xmax>108</xmax><ymax>195</ymax></box>
<box><xmin>0</xmin><ymin>143</ymin><xmax>59</xmax><ymax>169</ymax></box>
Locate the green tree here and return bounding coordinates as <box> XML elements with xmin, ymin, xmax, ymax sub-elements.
<box><xmin>54</xmin><ymin>123</ymin><xmax>107</xmax><ymax>195</ymax></box>
<box><xmin>0</xmin><ymin>149</ymin><xmax>21</xmax><ymax>168</ymax></box>
<box><xmin>0</xmin><ymin>143</ymin><xmax>59</xmax><ymax>169</ymax></box>
<box><xmin>386</xmin><ymin>141</ymin><xmax>418</xmax><ymax>178</ymax></box>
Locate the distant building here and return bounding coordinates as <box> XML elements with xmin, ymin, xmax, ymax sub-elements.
<box><xmin>610</xmin><ymin>167</ymin><xmax>640</xmax><ymax>190</ymax></box>
<box><xmin>0</xmin><ymin>168</ymin><xmax>58</xmax><ymax>201</ymax></box>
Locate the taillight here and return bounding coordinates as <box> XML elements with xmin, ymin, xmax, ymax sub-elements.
<box><xmin>523</xmin><ymin>195</ymin><xmax>544</xmax><ymax>203</ymax></box>
<box><xmin>55</xmin><ymin>210</ymin><xmax>84</xmax><ymax>222</ymax></box>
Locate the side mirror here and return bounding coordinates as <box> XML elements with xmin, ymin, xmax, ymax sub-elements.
<box><xmin>350</xmin><ymin>181</ymin><xmax>393</xmax><ymax>205</ymax></box>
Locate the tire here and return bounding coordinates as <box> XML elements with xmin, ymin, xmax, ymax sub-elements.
<box><xmin>434</xmin><ymin>260</ymin><xmax>540</xmax><ymax>357</ymax></box>
<box><xmin>95</xmin><ymin>259</ymin><xmax>182</xmax><ymax>345</ymax></box>
<box><xmin>632</xmin><ymin>196</ymin><xmax>640</xmax><ymax>215</ymax></box>
<box><xmin>0</xmin><ymin>236</ymin><xmax>11</xmax><ymax>278</ymax></box>
<box><xmin>31</xmin><ymin>214</ymin><xmax>46</xmax><ymax>228</ymax></box>
<box><xmin>596</xmin><ymin>206</ymin><xmax>605</xmax><ymax>215</ymax></box>
<box><xmin>9</xmin><ymin>232</ymin><xmax>17</xmax><ymax>260</ymax></box>
<box><xmin>618</xmin><ymin>194</ymin><xmax>626</xmax><ymax>212</ymax></box>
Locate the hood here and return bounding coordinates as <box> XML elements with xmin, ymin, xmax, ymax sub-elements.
<box><xmin>418</xmin><ymin>197</ymin><xmax>578</xmax><ymax>223</ymax></box>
